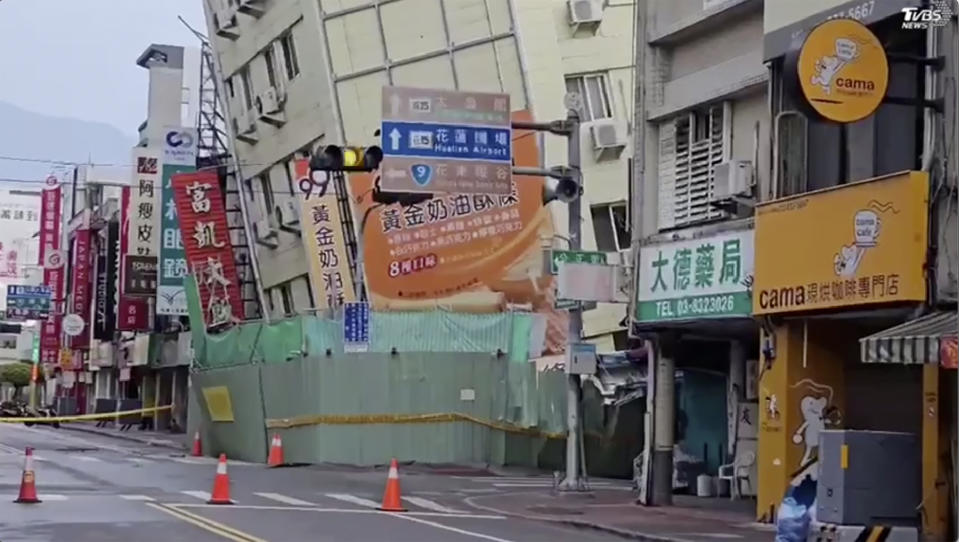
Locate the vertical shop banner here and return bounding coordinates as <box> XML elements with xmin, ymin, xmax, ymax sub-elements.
<box><xmin>38</xmin><ymin>186</ymin><xmax>63</xmax><ymax>366</ymax></box>
<box><xmin>171</xmin><ymin>170</ymin><xmax>243</xmax><ymax>327</ymax></box>
<box><xmin>69</xmin><ymin>228</ymin><xmax>93</xmax><ymax>349</ymax></box>
<box><xmin>93</xmin><ymin>222</ymin><xmax>118</xmax><ymax>340</ymax></box>
<box><xmin>117</xmin><ymin>152</ymin><xmax>156</xmax><ymax>331</ymax></box>
<box><xmin>157</xmin><ymin>127</ymin><xmax>197</xmax><ymax>315</ymax></box>
<box><xmin>294</xmin><ymin>160</ymin><xmax>356</xmax><ymax>309</ymax></box>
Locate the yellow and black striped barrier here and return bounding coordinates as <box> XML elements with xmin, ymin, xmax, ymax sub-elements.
<box><xmin>265</xmin><ymin>412</ymin><xmax>567</xmax><ymax>440</ymax></box>
<box><xmin>0</xmin><ymin>405</ymin><xmax>173</xmax><ymax>424</ymax></box>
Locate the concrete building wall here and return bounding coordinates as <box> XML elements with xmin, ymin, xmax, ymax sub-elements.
<box><xmin>637</xmin><ymin>2</ymin><xmax>767</xmax><ymax>240</ymax></box>
<box><xmin>205</xmin><ymin>0</ymin><xmax>637</xmax><ymax>346</ymax></box>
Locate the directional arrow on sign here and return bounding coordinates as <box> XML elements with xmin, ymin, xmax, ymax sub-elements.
<box><xmin>389</xmin><ymin>128</ymin><xmax>401</xmax><ymax>151</ymax></box>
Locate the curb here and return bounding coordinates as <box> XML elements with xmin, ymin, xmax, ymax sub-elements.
<box><xmin>60</xmin><ymin>424</ymin><xmax>187</xmax><ymax>451</ymax></box>
<box><xmin>463</xmin><ymin>492</ymin><xmax>686</xmax><ymax>542</ymax></box>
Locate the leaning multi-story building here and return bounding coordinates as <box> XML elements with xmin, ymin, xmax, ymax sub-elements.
<box><xmin>202</xmin><ymin>0</ymin><xmax>638</xmax><ymax>350</ymax></box>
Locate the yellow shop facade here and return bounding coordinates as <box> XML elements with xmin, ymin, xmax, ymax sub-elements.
<box><xmin>751</xmin><ymin>171</ymin><xmax>954</xmax><ymax>533</ymax></box>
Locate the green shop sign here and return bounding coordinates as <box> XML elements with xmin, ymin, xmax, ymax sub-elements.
<box><xmin>635</xmin><ymin>230</ymin><xmax>754</xmax><ymax>322</ymax></box>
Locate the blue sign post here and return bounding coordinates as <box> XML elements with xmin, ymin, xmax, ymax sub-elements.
<box><xmin>343</xmin><ymin>302</ymin><xmax>371</xmax><ymax>353</ymax></box>
<box><xmin>380</xmin><ymin>86</ymin><xmax>512</xmax><ymax>196</ymax></box>
<box><xmin>6</xmin><ymin>285</ymin><xmax>52</xmax><ymax>320</ymax></box>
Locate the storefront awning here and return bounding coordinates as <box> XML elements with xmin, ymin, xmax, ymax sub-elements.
<box><xmin>859</xmin><ymin>311</ymin><xmax>957</xmax><ymax>366</ymax></box>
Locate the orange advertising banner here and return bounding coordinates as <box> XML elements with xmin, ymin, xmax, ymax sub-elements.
<box><xmin>348</xmin><ymin>110</ymin><xmax>560</xmax><ymax>316</ymax></box>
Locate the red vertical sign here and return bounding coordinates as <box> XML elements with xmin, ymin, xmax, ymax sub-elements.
<box><xmin>69</xmin><ymin>228</ymin><xmax>93</xmax><ymax>349</ymax></box>
<box><xmin>39</xmin><ymin>186</ymin><xmax>63</xmax><ymax>366</ymax></box>
<box><xmin>171</xmin><ymin>170</ymin><xmax>243</xmax><ymax>328</ymax></box>
<box><xmin>117</xmin><ymin>186</ymin><xmax>150</xmax><ymax>330</ymax></box>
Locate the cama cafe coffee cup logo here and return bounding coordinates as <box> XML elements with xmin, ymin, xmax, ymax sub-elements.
<box><xmin>164</xmin><ymin>129</ymin><xmax>196</xmax><ymax>161</ymax></box>
<box><xmin>901</xmin><ymin>1</ymin><xmax>954</xmax><ymax>29</ymax></box>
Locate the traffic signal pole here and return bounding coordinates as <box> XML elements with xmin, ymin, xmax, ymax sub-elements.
<box><xmin>510</xmin><ymin>109</ymin><xmax>586</xmax><ymax>491</ymax></box>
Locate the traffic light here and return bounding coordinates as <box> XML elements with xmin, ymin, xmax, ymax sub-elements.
<box><xmin>309</xmin><ymin>145</ymin><xmax>383</xmax><ymax>172</ymax></box>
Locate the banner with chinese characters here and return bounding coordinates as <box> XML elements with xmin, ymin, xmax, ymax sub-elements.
<box><xmin>294</xmin><ymin>160</ymin><xmax>356</xmax><ymax>310</ymax></box>
<box><xmin>346</xmin><ymin>110</ymin><xmax>557</xmax><ymax>314</ymax></box>
<box><xmin>38</xmin><ymin>185</ymin><xmax>63</xmax><ymax>365</ymax></box>
<box><xmin>118</xmin><ymin>186</ymin><xmax>152</xmax><ymax>331</ymax></box>
<box><xmin>129</xmin><ymin>148</ymin><xmax>160</xmax><ymax>256</ymax></box>
<box><xmin>636</xmin><ymin>229</ymin><xmax>755</xmax><ymax>322</ymax></box>
<box><xmin>754</xmin><ymin>171</ymin><xmax>929</xmax><ymax>315</ymax></box>
<box><xmin>93</xmin><ymin>222</ymin><xmax>118</xmax><ymax>340</ymax></box>
<box><xmin>157</xmin><ymin>162</ymin><xmax>192</xmax><ymax>315</ymax></box>
<box><xmin>0</xmin><ymin>189</ymin><xmax>42</xmax><ymax>279</ymax></box>
<box><xmin>69</xmin><ymin>228</ymin><xmax>93</xmax><ymax>349</ymax></box>
<box><xmin>171</xmin><ymin>170</ymin><xmax>243</xmax><ymax>327</ymax></box>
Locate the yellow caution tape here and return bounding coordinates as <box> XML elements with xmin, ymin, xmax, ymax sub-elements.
<box><xmin>265</xmin><ymin>412</ymin><xmax>566</xmax><ymax>440</ymax></box>
<box><xmin>0</xmin><ymin>405</ymin><xmax>173</xmax><ymax>424</ymax></box>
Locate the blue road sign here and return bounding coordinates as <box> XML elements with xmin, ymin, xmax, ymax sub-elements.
<box><xmin>343</xmin><ymin>302</ymin><xmax>371</xmax><ymax>352</ymax></box>
<box><xmin>381</xmin><ymin>121</ymin><xmax>512</xmax><ymax>162</ymax></box>
<box><xmin>380</xmin><ymin>86</ymin><xmax>513</xmax><ymax>195</ymax></box>
<box><xmin>6</xmin><ymin>285</ymin><xmax>52</xmax><ymax>320</ymax></box>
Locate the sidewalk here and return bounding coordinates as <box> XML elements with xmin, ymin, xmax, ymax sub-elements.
<box><xmin>465</xmin><ymin>489</ymin><xmax>774</xmax><ymax>542</ymax></box>
<box><xmin>60</xmin><ymin>422</ymin><xmax>189</xmax><ymax>451</ymax></box>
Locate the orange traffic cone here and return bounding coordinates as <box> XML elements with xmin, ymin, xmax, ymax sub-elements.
<box><xmin>15</xmin><ymin>447</ymin><xmax>41</xmax><ymax>504</ymax></box>
<box><xmin>191</xmin><ymin>431</ymin><xmax>202</xmax><ymax>457</ymax></box>
<box><xmin>267</xmin><ymin>434</ymin><xmax>284</xmax><ymax>467</ymax></box>
<box><xmin>378</xmin><ymin>458</ymin><xmax>407</xmax><ymax>512</ymax></box>
<box><xmin>207</xmin><ymin>454</ymin><xmax>233</xmax><ymax>505</ymax></box>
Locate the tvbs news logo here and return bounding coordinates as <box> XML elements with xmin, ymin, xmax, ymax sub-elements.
<box><xmin>901</xmin><ymin>0</ymin><xmax>955</xmax><ymax>29</ymax></box>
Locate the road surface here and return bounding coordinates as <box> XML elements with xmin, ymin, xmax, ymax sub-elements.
<box><xmin>0</xmin><ymin>422</ymin><xmax>631</xmax><ymax>541</ymax></box>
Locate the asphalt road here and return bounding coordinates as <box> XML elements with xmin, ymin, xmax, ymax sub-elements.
<box><xmin>0</xmin><ymin>423</ymin><xmax>631</xmax><ymax>541</ymax></box>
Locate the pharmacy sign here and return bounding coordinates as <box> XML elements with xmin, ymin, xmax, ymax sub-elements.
<box><xmin>636</xmin><ymin>229</ymin><xmax>754</xmax><ymax>322</ymax></box>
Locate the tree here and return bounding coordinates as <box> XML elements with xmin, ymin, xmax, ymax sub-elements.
<box><xmin>0</xmin><ymin>362</ymin><xmax>32</xmax><ymax>396</ymax></box>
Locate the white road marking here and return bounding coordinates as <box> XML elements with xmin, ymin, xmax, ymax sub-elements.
<box><xmin>76</xmin><ymin>456</ymin><xmax>102</xmax><ymax>462</ymax></box>
<box><xmin>403</xmin><ymin>496</ymin><xmax>465</xmax><ymax>514</ymax></box>
<box><xmin>324</xmin><ymin>493</ymin><xmax>380</xmax><ymax>508</ymax></box>
<box><xmin>4</xmin><ymin>494</ymin><xmax>69</xmax><ymax>501</ymax></box>
<box><xmin>120</xmin><ymin>494</ymin><xmax>156</xmax><ymax>501</ymax></box>
<box><xmin>33</xmin><ymin>455</ymin><xmax>49</xmax><ymax>462</ymax></box>
<box><xmin>180</xmin><ymin>490</ymin><xmax>212</xmax><ymax>501</ymax></box>
<box><xmin>384</xmin><ymin>512</ymin><xmax>516</xmax><ymax>541</ymax></box>
<box><xmin>254</xmin><ymin>492</ymin><xmax>315</xmax><ymax>506</ymax></box>
<box><xmin>171</xmin><ymin>457</ymin><xmax>204</xmax><ymax>465</ymax></box>
<box><xmin>127</xmin><ymin>457</ymin><xmax>153</xmax><ymax>464</ymax></box>
<box><xmin>172</xmin><ymin>502</ymin><xmax>505</xmax><ymax>519</ymax></box>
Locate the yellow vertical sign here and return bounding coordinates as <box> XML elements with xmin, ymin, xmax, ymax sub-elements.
<box><xmin>295</xmin><ymin>160</ymin><xmax>356</xmax><ymax>310</ymax></box>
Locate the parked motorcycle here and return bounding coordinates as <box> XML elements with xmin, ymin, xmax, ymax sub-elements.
<box><xmin>0</xmin><ymin>400</ymin><xmax>60</xmax><ymax>428</ymax></box>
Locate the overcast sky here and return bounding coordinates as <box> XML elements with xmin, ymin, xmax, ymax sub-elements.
<box><xmin>0</xmin><ymin>0</ymin><xmax>207</xmax><ymax>136</ymax></box>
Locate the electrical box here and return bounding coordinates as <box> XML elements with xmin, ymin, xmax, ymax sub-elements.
<box><xmin>817</xmin><ymin>430</ymin><xmax>920</xmax><ymax>526</ymax></box>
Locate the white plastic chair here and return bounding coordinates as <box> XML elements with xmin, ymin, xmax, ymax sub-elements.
<box><xmin>718</xmin><ymin>450</ymin><xmax>755</xmax><ymax>500</ymax></box>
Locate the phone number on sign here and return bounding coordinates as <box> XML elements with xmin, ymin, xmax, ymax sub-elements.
<box><xmin>675</xmin><ymin>294</ymin><xmax>735</xmax><ymax>316</ymax></box>
<box><xmin>388</xmin><ymin>254</ymin><xmax>438</xmax><ymax>278</ymax></box>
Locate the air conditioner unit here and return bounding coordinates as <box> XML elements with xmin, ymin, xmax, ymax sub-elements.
<box><xmin>712</xmin><ymin>159</ymin><xmax>754</xmax><ymax>201</ymax></box>
<box><xmin>276</xmin><ymin>199</ymin><xmax>300</xmax><ymax>230</ymax></box>
<box><xmin>253</xmin><ymin>217</ymin><xmax>279</xmax><ymax>248</ymax></box>
<box><xmin>235</xmin><ymin>109</ymin><xmax>258</xmax><ymax>143</ymax></box>
<box><xmin>256</xmin><ymin>86</ymin><xmax>286</xmax><ymax>125</ymax></box>
<box><xmin>214</xmin><ymin>8</ymin><xmax>240</xmax><ymax>39</ymax></box>
<box><xmin>237</xmin><ymin>0</ymin><xmax>265</xmax><ymax>17</ymax></box>
<box><xmin>568</xmin><ymin>0</ymin><xmax>603</xmax><ymax>32</ymax></box>
<box><xmin>590</xmin><ymin>120</ymin><xmax>627</xmax><ymax>160</ymax></box>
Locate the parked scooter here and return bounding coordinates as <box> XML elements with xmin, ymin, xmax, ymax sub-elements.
<box><xmin>0</xmin><ymin>399</ymin><xmax>60</xmax><ymax>428</ymax></box>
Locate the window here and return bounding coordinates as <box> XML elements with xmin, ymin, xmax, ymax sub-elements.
<box><xmin>264</xmin><ymin>45</ymin><xmax>278</xmax><ymax>88</ymax></box>
<box><xmin>591</xmin><ymin>202</ymin><xmax>630</xmax><ymax>252</ymax></box>
<box><xmin>239</xmin><ymin>66</ymin><xmax>254</xmax><ymax>110</ymax></box>
<box><xmin>258</xmin><ymin>174</ymin><xmax>275</xmax><ymax>217</ymax></box>
<box><xmin>657</xmin><ymin>102</ymin><xmax>730</xmax><ymax>230</ymax></box>
<box><xmin>279</xmin><ymin>31</ymin><xmax>300</xmax><ymax>80</ymax></box>
<box><xmin>279</xmin><ymin>283</ymin><xmax>294</xmax><ymax>315</ymax></box>
<box><xmin>564</xmin><ymin>74</ymin><xmax>612</xmax><ymax>122</ymax></box>
<box><xmin>226</xmin><ymin>78</ymin><xmax>235</xmax><ymax>99</ymax></box>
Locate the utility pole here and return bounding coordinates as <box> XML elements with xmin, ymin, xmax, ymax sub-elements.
<box><xmin>512</xmin><ymin>106</ymin><xmax>586</xmax><ymax>491</ymax></box>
